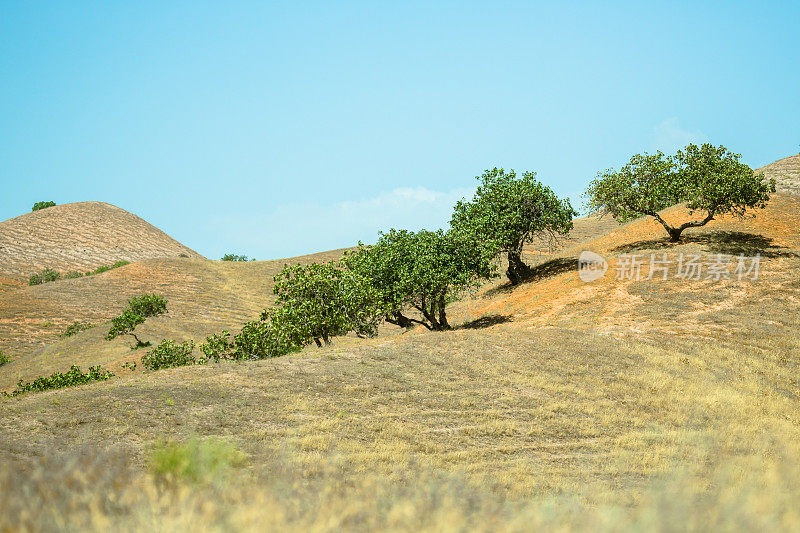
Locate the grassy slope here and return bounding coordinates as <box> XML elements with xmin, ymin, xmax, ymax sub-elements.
<box><xmin>1</xmin><ymin>196</ymin><xmax>799</xmax><ymax>530</ymax></box>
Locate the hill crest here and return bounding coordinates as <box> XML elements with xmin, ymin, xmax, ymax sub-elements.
<box><xmin>0</xmin><ymin>201</ymin><xmax>203</xmax><ymax>281</ymax></box>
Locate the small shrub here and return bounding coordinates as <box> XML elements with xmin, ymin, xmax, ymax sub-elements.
<box><xmin>122</xmin><ymin>361</ymin><xmax>137</xmax><ymax>371</ymax></box>
<box><xmin>148</xmin><ymin>437</ymin><xmax>245</xmax><ymax>486</ymax></box>
<box><xmin>221</xmin><ymin>254</ymin><xmax>254</xmax><ymax>262</ymax></box>
<box><xmin>0</xmin><ymin>351</ymin><xmax>11</xmax><ymax>366</ymax></box>
<box><xmin>32</xmin><ymin>201</ymin><xmax>56</xmax><ymax>212</ymax></box>
<box><xmin>141</xmin><ymin>340</ymin><xmax>196</xmax><ymax>370</ymax></box>
<box><xmin>86</xmin><ymin>260</ymin><xmax>130</xmax><ymax>276</ymax></box>
<box><xmin>59</xmin><ymin>322</ymin><xmax>94</xmax><ymax>338</ymax></box>
<box><xmin>64</xmin><ymin>271</ymin><xmax>84</xmax><ymax>279</ymax></box>
<box><xmin>28</xmin><ymin>268</ymin><xmax>60</xmax><ymax>286</ymax></box>
<box><xmin>3</xmin><ymin>365</ymin><xmax>114</xmax><ymax>397</ymax></box>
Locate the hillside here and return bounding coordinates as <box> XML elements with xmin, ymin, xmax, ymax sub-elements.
<box><xmin>1</xmin><ymin>189</ymin><xmax>800</xmax><ymax>529</ymax></box>
<box><xmin>0</xmin><ymin>201</ymin><xmax>203</xmax><ymax>282</ymax></box>
<box><xmin>758</xmin><ymin>154</ymin><xmax>800</xmax><ymax>195</ymax></box>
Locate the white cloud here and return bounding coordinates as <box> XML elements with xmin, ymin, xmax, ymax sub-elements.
<box><xmin>206</xmin><ymin>186</ymin><xmax>475</xmax><ymax>260</ymax></box>
<box><xmin>650</xmin><ymin>118</ymin><xmax>708</xmax><ymax>154</ymax></box>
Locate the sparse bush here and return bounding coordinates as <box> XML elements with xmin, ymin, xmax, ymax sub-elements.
<box><xmin>199</xmin><ymin>330</ymin><xmax>236</xmax><ymax>362</ymax></box>
<box><xmin>31</xmin><ymin>201</ymin><xmax>56</xmax><ymax>212</ymax></box>
<box><xmin>64</xmin><ymin>271</ymin><xmax>84</xmax><ymax>279</ymax></box>
<box><xmin>148</xmin><ymin>437</ymin><xmax>245</xmax><ymax>486</ymax></box>
<box><xmin>28</xmin><ymin>268</ymin><xmax>60</xmax><ymax>286</ymax></box>
<box><xmin>0</xmin><ymin>351</ymin><xmax>11</xmax><ymax>366</ymax></box>
<box><xmin>3</xmin><ymin>365</ymin><xmax>114</xmax><ymax>397</ymax></box>
<box><xmin>221</xmin><ymin>254</ymin><xmax>254</xmax><ymax>262</ymax></box>
<box><xmin>451</xmin><ymin>168</ymin><xmax>576</xmax><ymax>284</ymax></box>
<box><xmin>59</xmin><ymin>322</ymin><xmax>94</xmax><ymax>338</ymax></box>
<box><xmin>585</xmin><ymin>143</ymin><xmax>776</xmax><ymax>242</ymax></box>
<box><xmin>106</xmin><ymin>294</ymin><xmax>168</xmax><ymax>348</ymax></box>
<box><xmin>87</xmin><ymin>260</ymin><xmax>130</xmax><ymax>276</ymax></box>
<box><xmin>141</xmin><ymin>340</ymin><xmax>196</xmax><ymax>370</ymax></box>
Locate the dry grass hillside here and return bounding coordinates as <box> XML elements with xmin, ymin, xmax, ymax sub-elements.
<box><xmin>0</xmin><ymin>249</ymin><xmax>349</xmax><ymax>389</ymax></box>
<box><xmin>0</xmin><ymin>201</ymin><xmax>203</xmax><ymax>282</ymax></box>
<box><xmin>758</xmin><ymin>153</ymin><xmax>800</xmax><ymax>195</ymax></box>
<box><xmin>1</xmin><ymin>188</ymin><xmax>799</xmax><ymax>530</ymax></box>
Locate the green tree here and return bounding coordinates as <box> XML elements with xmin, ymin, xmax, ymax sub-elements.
<box><xmin>585</xmin><ymin>144</ymin><xmax>776</xmax><ymax>242</ymax></box>
<box><xmin>451</xmin><ymin>168</ymin><xmax>576</xmax><ymax>284</ymax></box>
<box><xmin>270</xmin><ymin>262</ymin><xmax>384</xmax><ymax>346</ymax></box>
<box><xmin>106</xmin><ymin>295</ymin><xmax>168</xmax><ymax>348</ymax></box>
<box><xmin>343</xmin><ymin>229</ymin><xmax>494</xmax><ymax>330</ymax></box>
<box><xmin>221</xmin><ymin>254</ymin><xmax>254</xmax><ymax>261</ymax></box>
<box><xmin>32</xmin><ymin>201</ymin><xmax>56</xmax><ymax>212</ymax></box>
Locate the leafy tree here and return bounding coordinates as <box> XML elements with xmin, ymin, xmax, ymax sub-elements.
<box><xmin>343</xmin><ymin>229</ymin><xmax>495</xmax><ymax>330</ymax></box>
<box><xmin>221</xmin><ymin>254</ymin><xmax>254</xmax><ymax>262</ymax></box>
<box><xmin>585</xmin><ymin>144</ymin><xmax>776</xmax><ymax>242</ymax></box>
<box><xmin>32</xmin><ymin>201</ymin><xmax>56</xmax><ymax>212</ymax></box>
<box><xmin>106</xmin><ymin>294</ymin><xmax>168</xmax><ymax>348</ymax></box>
<box><xmin>451</xmin><ymin>168</ymin><xmax>576</xmax><ymax>284</ymax></box>
<box><xmin>270</xmin><ymin>262</ymin><xmax>384</xmax><ymax>346</ymax></box>
<box><xmin>29</xmin><ymin>268</ymin><xmax>61</xmax><ymax>286</ymax></box>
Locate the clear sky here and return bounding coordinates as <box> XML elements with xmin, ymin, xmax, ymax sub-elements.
<box><xmin>2</xmin><ymin>1</ymin><xmax>798</xmax><ymax>260</ymax></box>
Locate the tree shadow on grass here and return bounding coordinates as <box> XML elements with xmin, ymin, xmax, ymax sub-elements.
<box><xmin>457</xmin><ymin>314</ymin><xmax>513</xmax><ymax>330</ymax></box>
<box><xmin>612</xmin><ymin>231</ymin><xmax>799</xmax><ymax>259</ymax></box>
<box><xmin>484</xmin><ymin>257</ymin><xmax>579</xmax><ymax>297</ymax></box>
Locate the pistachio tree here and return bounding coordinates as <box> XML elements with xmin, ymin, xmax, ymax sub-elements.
<box><xmin>451</xmin><ymin>168</ymin><xmax>576</xmax><ymax>284</ymax></box>
<box><xmin>585</xmin><ymin>144</ymin><xmax>775</xmax><ymax>242</ymax></box>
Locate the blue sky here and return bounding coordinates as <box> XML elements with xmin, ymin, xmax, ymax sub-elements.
<box><xmin>1</xmin><ymin>1</ymin><xmax>798</xmax><ymax>259</ymax></box>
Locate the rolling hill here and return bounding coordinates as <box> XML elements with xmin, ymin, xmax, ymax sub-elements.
<box><xmin>0</xmin><ymin>201</ymin><xmax>203</xmax><ymax>283</ymax></box>
<box><xmin>758</xmin><ymin>153</ymin><xmax>800</xmax><ymax>195</ymax></box>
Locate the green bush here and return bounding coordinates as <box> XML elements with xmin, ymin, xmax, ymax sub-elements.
<box><xmin>28</xmin><ymin>268</ymin><xmax>61</xmax><ymax>286</ymax></box>
<box><xmin>3</xmin><ymin>365</ymin><xmax>114</xmax><ymax>397</ymax></box>
<box><xmin>221</xmin><ymin>254</ymin><xmax>254</xmax><ymax>262</ymax></box>
<box><xmin>0</xmin><ymin>351</ymin><xmax>11</xmax><ymax>367</ymax></box>
<box><xmin>106</xmin><ymin>295</ymin><xmax>168</xmax><ymax>348</ymax></box>
<box><xmin>32</xmin><ymin>201</ymin><xmax>56</xmax><ymax>212</ymax></box>
<box><xmin>59</xmin><ymin>322</ymin><xmax>94</xmax><ymax>338</ymax></box>
<box><xmin>141</xmin><ymin>340</ymin><xmax>197</xmax><ymax>370</ymax></box>
<box><xmin>148</xmin><ymin>437</ymin><xmax>245</xmax><ymax>486</ymax></box>
<box><xmin>64</xmin><ymin>271</ymin><xmax>84</xmax><ymax>279</ymax></box>
<box><xmin>199</xmin><ymin>331</ymin><xmax>236</xmax><ymax>362</ymax></box>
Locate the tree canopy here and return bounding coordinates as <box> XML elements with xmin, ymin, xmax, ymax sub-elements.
<box><xmin>106</xmin><ymin>294</ymin><xmax>168</xmax><ymax>348</ymax></box>
<box><xmin>451</xmin><ymin>168</ymin><xmax>576</xmax><ymax>284</ymax></box>
<box><xmin>585</xmin><ymin>143</ymin><xmax>776</xmax><ymax>242</ymax></box>
<box><xmin>343</xmin><ymin>228</ymin><xmax>495</xmax><ymax>330</ymax></box>
<box><xmin>270</xmin><ymin>262</ymin><xmax>384</xmax><ymax>346</ymax></box>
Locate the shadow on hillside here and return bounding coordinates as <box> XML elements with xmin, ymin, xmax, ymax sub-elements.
<box><xmin>457</xmin><ymin>314</ymin><xmax>512</xmax><ymax>330</ymax></box>
<box><xmin>484</xmin><ymin>257</ymin><xmax>579</xmax><ymax>297</ymax></box>
<box><xmin>612</xmin><ymin>231</ymin><xmax>799</xmax><ymax>259</ymax></box>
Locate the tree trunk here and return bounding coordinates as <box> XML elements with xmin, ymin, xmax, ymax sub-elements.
<box><xmin>437</xmin><ymin>294</ymin><xmax>450</xmax><ymax>330</ymax></box>
<box><xmin>667</xmin><ymin>227</ymin><xmax>684</xmax><ymax>242</ymax></box>
<box><xmin>322</xmin><ymin>333</ymin><xmax>331</xmax><ymax>345</ymax></box>
<box><xmin>313</xmin><ymin>337</ymin><xmax>322</xmax><ymax>347</ymax></box>
<box><xmin>506</xmin><ymin>248</ymin><xmax>531</xmax><ymax>285</ymax></box>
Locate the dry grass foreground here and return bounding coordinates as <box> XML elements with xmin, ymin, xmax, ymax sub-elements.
<box><xmin>1</xmin><ymin>194</ymin><xmax>800</xmax><ymax>530</ymax></box>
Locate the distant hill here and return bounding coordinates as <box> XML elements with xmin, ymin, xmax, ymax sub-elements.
<box><xmin>0</xmin><ymin>201</ymin><xmax>203</xmax><ymax>282</ymax></box>
<box><xmin>757</xmin><ymin>154</ymin><xmax>800</xmax><ymax>195</ymax></box>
